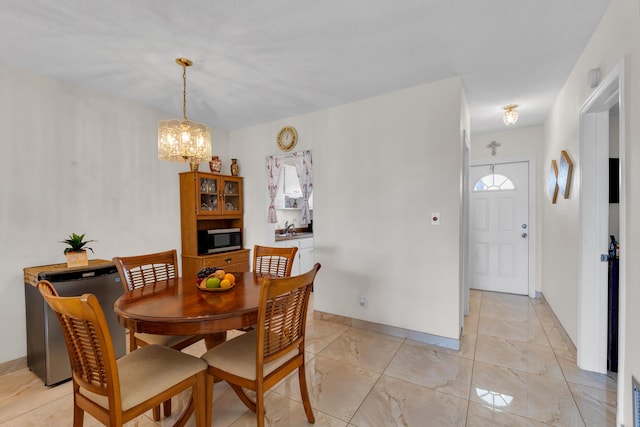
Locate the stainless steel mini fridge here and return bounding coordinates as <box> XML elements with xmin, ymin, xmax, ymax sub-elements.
<box><xmin>24</xmin><ymin>260</ymin><xmax>126</xmax><ymax>386</ymax></box>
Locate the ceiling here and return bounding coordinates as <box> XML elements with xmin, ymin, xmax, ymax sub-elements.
<box><xmin>0</xmin><ymin>0</ymin><xmax>611</xmax><ymax>133</ymax></box>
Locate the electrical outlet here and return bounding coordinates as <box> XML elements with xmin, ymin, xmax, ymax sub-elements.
<box><xmin>359</xmin><ymin>296</ymin><xmax>367</xmax><ymax>307</ymax></box>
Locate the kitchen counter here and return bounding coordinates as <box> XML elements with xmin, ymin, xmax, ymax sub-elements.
<box><xmin>275</xmin><ymin>232</ymin><xmax>314</xmax><ymax>242</ymax></box>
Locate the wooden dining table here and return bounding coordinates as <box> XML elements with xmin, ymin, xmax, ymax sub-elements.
<box><xmin>113</xmin><ymin>271</ymin><xmax>271</xmax><ymax>427</ymax></box>
<box><xmin>114</xmin><ymin>271</ymin><xmax>269</xmax><ymax>348</ymax></box>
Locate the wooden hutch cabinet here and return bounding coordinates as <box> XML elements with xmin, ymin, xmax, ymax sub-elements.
<box><xmin>179</xmin><ymin>171</ymin><xmax>250</xmax><ymax>277</ymax></box>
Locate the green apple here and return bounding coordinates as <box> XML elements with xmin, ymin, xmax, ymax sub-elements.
<box><xmin>206</xmin><ymin>277</ymin><xmax>221</xmax><ymax>288</ymax></box>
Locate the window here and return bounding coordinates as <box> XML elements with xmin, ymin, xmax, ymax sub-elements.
<box><xmin>474</xmin><ymin>173</ymin><xmax>515</xmax><ymax>191</ymax></box>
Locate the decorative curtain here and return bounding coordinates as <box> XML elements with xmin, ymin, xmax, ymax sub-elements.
<box><xmin>266</xmin><ymin>156</ymin><xmax>283</xmax><ymax>223</ymax></box>
<box><xmin>294</xmin><ymin>150</ymin><xmax>313</xmax><ymax>224</ymax></box>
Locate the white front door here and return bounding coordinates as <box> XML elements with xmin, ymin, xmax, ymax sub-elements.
<box><xmin>469</xmin><ymin>162</ymin><xmax>529</xmax><ymax>295</ymax></box>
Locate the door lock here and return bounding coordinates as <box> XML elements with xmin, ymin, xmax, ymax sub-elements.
<box><xmin>522</xmin><ymin>224</ymin><xmax>528</xmax><ymax>229</ymax></box>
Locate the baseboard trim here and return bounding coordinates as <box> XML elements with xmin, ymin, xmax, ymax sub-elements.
<box><xmin>313</xmin><ymin>310</ymin><xmax>460</xmax><ymax>351</ymax></box>
<box><xmin>536</xmin><ymin>292</ymin><xmax>578</xmax><ymax>353</ymax></box>
<box><xmin>0</xmin><ymin>356</ymin><xmax>27</xmax><ymax>377</ymax></box>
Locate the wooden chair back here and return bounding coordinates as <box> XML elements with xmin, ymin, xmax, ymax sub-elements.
<box><xmin>113</xmin><ymin>249</ymin><xmax>201</xmax><ymax>359</ymax></box>
<box><xmin>253</xmin><ymin>245</ymin><xmax>298</xmax><ymax>277</ymax></box>
<box><xmin>37</xmin><ymin>280</ymin><xmax>122</xmax><ymax>412</ymax></box>
<box><xmin>258</xmin><ymin>263</ymin><xmax>320</xmax><ymax>364</ymax></box>
<box><xmin>113</xmin><ymin>249</ymin><xmax>178</xmax><ymax>292</ymax></box>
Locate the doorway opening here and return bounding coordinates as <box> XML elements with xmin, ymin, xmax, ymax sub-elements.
<box><xmin>577</xmin><ymin>59</ymin><xmax>625</xmax><ymax>376</ymax></box>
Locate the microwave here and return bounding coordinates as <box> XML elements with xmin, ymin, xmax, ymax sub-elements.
<box><xmin>197</xmin><ymin>228</ymin><xmax>242</xmax><ymax>255</ymax></box>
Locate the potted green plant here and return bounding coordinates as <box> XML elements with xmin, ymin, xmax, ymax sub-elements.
<box><xmin>60</xmin><ymin>233</ymin><xmax>96</xmax><ymax>267</ymax></box>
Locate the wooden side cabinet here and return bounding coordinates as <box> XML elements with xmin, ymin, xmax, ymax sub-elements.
<box><xmin>179</xmin><ymin>171</ymin><xmax>249</xmax><ymax>277</ymax></box>
<box><xmin>182</xmin><ymin>250</ymin><xmax>250</xmax><ymax>277</ymax></box>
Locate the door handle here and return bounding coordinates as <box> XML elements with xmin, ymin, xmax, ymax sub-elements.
<box><xmin>522</xmin><ymin>233</ymin><xmax>528</xmax><ymax>238</ymax></box>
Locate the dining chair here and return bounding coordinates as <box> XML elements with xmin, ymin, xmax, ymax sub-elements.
<box><xmin>37</xmin><ymin>280</ymin><xmax>207</xmax><ymax>427</ymax></box>
<box><xmin>201</xmin><ymin>263</ymin><xmax>321</xmax><ymax>427</ymax></box>
<box><xmin>253</xmin><ymin>244</ymin><xmax>298</xmax><ymax>277</ymax></box>
<box><xmin>112</xmin><ymin>249</ymin><xmax>204</xmax><ymax>419</ymax></box>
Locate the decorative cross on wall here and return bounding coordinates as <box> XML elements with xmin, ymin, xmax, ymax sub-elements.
<box><xmin>487</xmin><ymin>140</ymin><xmax>501</xmax><ymax>156</ymax></box>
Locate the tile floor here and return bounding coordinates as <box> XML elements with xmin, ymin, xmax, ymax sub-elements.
<box><xmin>0</xmin><ymin>290</ymin><xmax>618</xmax><ymax>426</ymax></box>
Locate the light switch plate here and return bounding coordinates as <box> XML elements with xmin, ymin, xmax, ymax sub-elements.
<box><xmin>431</xmin><ymin>213</ymin><xmax>440</xmax><ymax>225</ymax></box>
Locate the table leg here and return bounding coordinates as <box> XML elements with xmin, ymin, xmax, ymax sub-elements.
<box><xmin>173</xmin><ymin>399</ymin><xmax>193</xmax><ymax>427</ymax></box>
<box><xmin>204</xmin><ymin>331</ymin><xmax>226</xmax><ymax>349</ymax></box>
<box><xmin>174</xmin><ymin>331</ymin><xmax>226</xmax><ymax>426</ymax></box>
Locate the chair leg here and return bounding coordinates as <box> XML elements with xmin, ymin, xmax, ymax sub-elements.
<box><xmin>163</xmin><ymin>398</ymin><xmax>172</xmax><ymax>417</ymax></box>
<box><xmin>204</xmin><ymin>373</ymin><xmax>215</xmax><ymax>427</ymax></box>
<box><xmin>298</xmin><ymin>366</ymin><xmax>316</xmax><ymax>423</ymax></box>
<box><xmin>72</xmin><ymin>402</ymin><xmax>84</xmax><ymax>427</ymax></box>
<box><xmin>256</xmin><ymin>386</ymin><xmax>265</xmax><ymax>427</ymax></box>
<box><xmin>152</xmin><ymin>405</ymin><xmax>161</xmax><ymax>421</ymax></box>
<box><xmin>128</xmin><ymin>329</ymin><xmax>137</xmax><ymax>352</ymax></box>
<box><xmin>185</xmin><ymin>372</ymin><xmax>206</xmax><ymax>427</ymax></box>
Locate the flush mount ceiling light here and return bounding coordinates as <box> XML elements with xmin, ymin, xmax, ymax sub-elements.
<box><xmin>158</xmin><ymin>58</ymin><xmax>212</xmax><ymax>171</ymax></box>
<box><xmin>503</xmin><ymin>104</ymin><xmax>519</xmax><ymax>126</ymax></box>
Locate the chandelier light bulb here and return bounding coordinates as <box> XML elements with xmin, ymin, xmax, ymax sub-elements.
<box><xmin>503</xmin><ymin>104</ymin><xmax>519</xmax><ymax>126</ymax></box>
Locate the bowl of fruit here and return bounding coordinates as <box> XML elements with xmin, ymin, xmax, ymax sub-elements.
<box><xmin>196</xmin><ymin>267</ymin><xmax>236</xmax><ymax>292</ymax></box>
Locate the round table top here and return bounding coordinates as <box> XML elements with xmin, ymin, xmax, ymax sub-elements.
<box><xmin>114</xmin><ymin>271</ymin><xmax>269</xmax><ymax>336</ymax></box>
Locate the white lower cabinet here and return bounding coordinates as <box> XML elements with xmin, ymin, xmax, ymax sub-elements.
<box><xmin>275</xmin><ymin>237</ymin><xmax>314</xmax><ymax>276</ymax></box>
<box><xmin>298</xmin><ymin>237</ymin><xmax>314</xmax><ymax>274</ymax></box>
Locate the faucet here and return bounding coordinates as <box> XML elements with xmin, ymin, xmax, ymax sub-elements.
<box><xmin>285</xmin><ymin>220</ymin><xmax>295</xmax><ymax>235</ymax></box>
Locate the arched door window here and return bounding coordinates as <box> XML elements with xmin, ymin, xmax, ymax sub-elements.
<box><xmin>473</xmin><ymin>165</ymin><xmax>515</xmax><ymax>191</ymax></box>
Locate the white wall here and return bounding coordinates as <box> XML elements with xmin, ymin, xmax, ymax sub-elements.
<box><xmin>470</xmin><ymin>126</ymin><xmax>544</xmax><ymax>293</ymax></box>
<box><xmin>542</xmin><ymin>0</ymin><xmax>640</xmax><ymax>423</ymax></box>
<box><xmin>230</xmin><ymin>77</ymin><xmax>467</xmax><ymax>340</ymax></box>
<box><xmin>0</xmin><ymin>64</ymin><xmax>230</xmax><ymax>364</ymax></box>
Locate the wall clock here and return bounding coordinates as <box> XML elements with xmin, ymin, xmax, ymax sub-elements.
<box><xmin>277</xmin><ymin>126</ymin><xmax>298</xmax><ymax>152</ymax></box>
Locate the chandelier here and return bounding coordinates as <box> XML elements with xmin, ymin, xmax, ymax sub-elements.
<box><xmin>158</xmin><ymin>58</ymin><xmax>211</xmax><ymax>171</ymax></box>
<box><xmin>503</xmin><ymin>104</ymin><xmax>519</xmax><ymax>126</ymax></box>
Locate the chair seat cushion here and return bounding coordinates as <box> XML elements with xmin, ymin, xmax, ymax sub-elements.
<box><xmin>201</xmin><ymin>330</ymin><xmax>298</xmax><ymax>381</ymax></box>
<box><xmin>80</xmin><ymin>344</ymin><xmax>206</xmax><ymax>411</ymax></box>
<box><xmin>135</xmin><ymin>332</ymin><xmax>197</xmax><ymax>348</ymax></box>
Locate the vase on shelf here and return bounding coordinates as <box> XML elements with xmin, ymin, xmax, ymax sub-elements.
<box><xmin>209</xmin><ymin>156</ymin><xmax>222</xmax><ymax>174</ymax></box>
<box><xmin>230</xmin><ymin>158</ymin><xmax>239</xmax><ymax>176</ymax></box>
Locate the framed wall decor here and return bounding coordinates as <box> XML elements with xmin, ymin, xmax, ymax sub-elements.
<box><xmin>548</xmin><ymin>159</ymin><xmax>559</xmax><ymax>204</ymax></box>
<box><xmin>558</xmin><ymin>150</ymin><xmax>574</xmax><ymax>199</ymax></box>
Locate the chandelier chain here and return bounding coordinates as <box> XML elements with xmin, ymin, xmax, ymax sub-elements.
<box><xmin>182</xmin><ymin>64</ymin><xmax>188</xmax><ymax>120</ymax></box>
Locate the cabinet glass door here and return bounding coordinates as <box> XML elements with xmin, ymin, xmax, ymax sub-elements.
<box><xmin>199</xmin><ymin>177</ymin><xmax>220</xmax><ymax>214</ymax></box>
<box><xmin>222</xmin><ymin>179</ymin><xmax>241</xmax><ymax>214</ymax></box>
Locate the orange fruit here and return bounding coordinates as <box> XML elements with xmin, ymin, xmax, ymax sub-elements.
<box><xmin>223</xmin><ymin>273</ymin><xmax>236</xmax><ymax>284</ymax></box>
